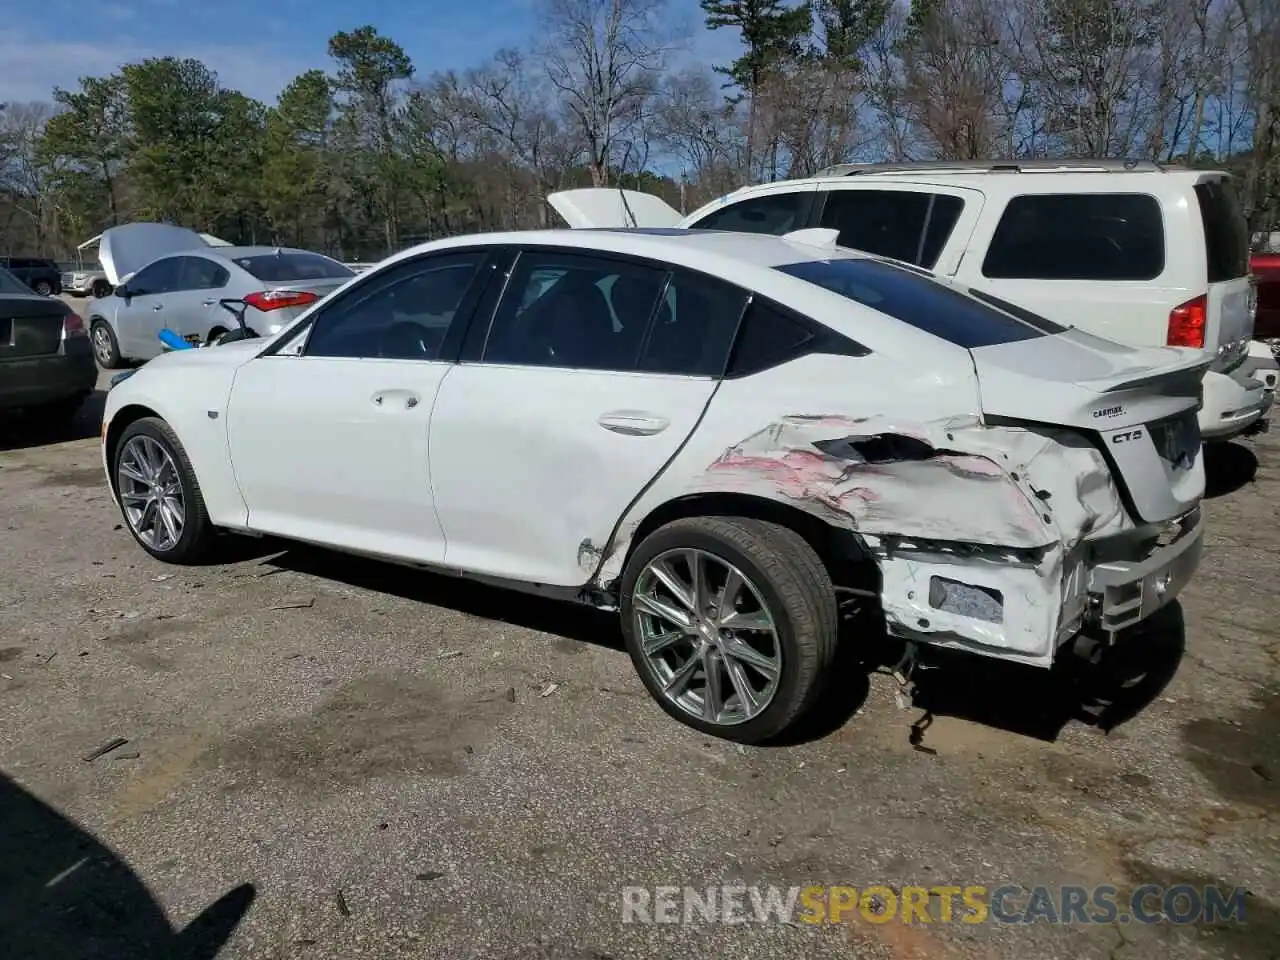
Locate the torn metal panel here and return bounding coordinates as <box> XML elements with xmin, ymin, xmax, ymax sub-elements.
<box><xmin>593</xmin><ymin>413</ymin><xmax>1131</xmax><ymax>665</ymax></box>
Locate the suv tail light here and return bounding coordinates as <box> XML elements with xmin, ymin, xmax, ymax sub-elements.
<box><xmin>243</xmin><ymin>290</ymin><xmax>319</xmax><ymax>312</ymax></box>
<box><xmin>1167</xmin><ymin>294</ymin><xmax>1207</xmax><ymax>348</ymax></box>
<box><xmin>61</xmin><ymin>311</ymin><xmax>87</xmax><ymax>339</ymax></box>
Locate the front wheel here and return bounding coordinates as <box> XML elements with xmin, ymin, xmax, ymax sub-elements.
<box><xmin>113</xmin><ymin>417</ymin><xmax>216</xmax><ymax>564</ymax></box>
<box><xmin>619</xmin><ymin>516</ymin><xmax>838</xmax><ymax>743</ymax></box>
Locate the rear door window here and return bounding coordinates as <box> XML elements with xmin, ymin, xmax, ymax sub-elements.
<box><xmin>233</xmin><ymin>252</ymin><xmax>354</xmax><ymax>282</ymax></box>
<box><xmin>687</xmin><ymin>192</ymin><xmax>814</xmax><ymax>235</ymax></box>
<box><xmin>1195</xmin><ymin>179</ymin><xmax>1249</xmax><ymax>282</ymax></box>
<box><xmin>982</xmin><ymin>194</ymin><xmax>1165</xmax><ymax>281</ymax></box>
<box><xmin>776</xmin><ymin>257</ymin><xmax>1066</xmax><ymax>348</ymax></box>
<box><xmin>818</xmin><ymin>190</ymin><xmax>964</xmax><ymax>268</ymax></box>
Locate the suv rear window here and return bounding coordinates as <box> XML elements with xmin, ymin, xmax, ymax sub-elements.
<box><xmin>817</xmin><ymin>190</ymin><xmax>964</xmax><ymax>268</ymax></box>
<box><xmin>232</xmin><ymin>252</ymin><xmax>354</xmax><ymax>282</ymax></box>
<box><xmin>1195</xmin><ymin>179</ymin><xmax>1249</xmax><ymax>282</ymax></box>
<box><xmin>982</xmin><ymin>193</ymin><xmax>1165</xmax><ymax>281</ymax></box>
<box><xmin>776</xmin><ymin>257</ymin><xmax>1066</xmax><ymax>348</ymax></box>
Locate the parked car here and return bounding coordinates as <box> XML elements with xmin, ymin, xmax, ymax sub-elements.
<box><xmin>62</xmin><ymin>263</ymin><xmax>113</xmax><ymax>299</ymax></box>
<box><xmin>0</xmin><ymin>265</ymin><xmax>97</xmax><ymax>421</ymax></box>
<box><xmin>101</xmin><ymin>225</ymin><xmax>1206</xmax><ymax>742</ymax></box>
<box><xmin>550</xmin><ymin>160</ymin><xmax>1267</xmax><ymax>440</ymax></box>
<box><xmin>86</xmin><ymin>223</ymin><xmax>356</xmax><ymax>368</ymax></box>
<box><xmin>0</xmin><ymin>257</ymin><xmax>62</xmax><ymax>296</ymax></box>
<box><xmin>1253</xmin><ymin>253</ymin><xmax>1280</xmax><ymax>343</ymax></box>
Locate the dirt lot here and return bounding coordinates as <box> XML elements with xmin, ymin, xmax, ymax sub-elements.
<box><xmin>0</xmin><ymin>356</ymin><xmax>1276</xmax><ymax>959</ymax></box>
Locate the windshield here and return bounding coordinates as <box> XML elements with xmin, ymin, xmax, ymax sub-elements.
<box><xmin>775</xmin><ymin>257</ymin><xmax>1067</xmax><ymax>348</ymax></box>
<box><xmin>0</xmin><ymin>267</ymin><xmax>33</xmax><ymax>295</ymax></box>
<box><xmin>233</xmin><ymin>252</ymin><xmax>354</xmax><ymax>282</ymax></box>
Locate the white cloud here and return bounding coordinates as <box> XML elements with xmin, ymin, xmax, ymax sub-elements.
<box><xmin>0</xmin><ymin>34</ymin><xmax>322</xmax><ymax>105</ymax></box>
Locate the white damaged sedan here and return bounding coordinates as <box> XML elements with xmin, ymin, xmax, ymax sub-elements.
<box><xmin>101</xmin><ymin>226</ymin><xmax>1207</xmax><ymax>742</ymax></box>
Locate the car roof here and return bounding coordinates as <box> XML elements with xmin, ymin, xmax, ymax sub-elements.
<box><xmin>414</xmin><ymin>226</ymin><xmax>872</xmax><ymax>272</ymax></box>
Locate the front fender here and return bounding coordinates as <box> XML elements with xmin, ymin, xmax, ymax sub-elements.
<box><xmin>102</xmin><ymin>359</ymin><xmax>249</xmax><ymax>529</ymax></box>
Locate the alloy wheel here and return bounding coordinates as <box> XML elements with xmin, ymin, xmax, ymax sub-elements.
<box><xmin>631</xmin><ymin>548</ymin><xmax>782</xmax><ymax>726</ymax></box>
<box><xmin>117</xmin><ymin>435</ymin><xmax>186</xmax><ymax>552</ymax></box>
<box><xmin>92</xmin><ymin>325</ymin><xmax>113</xmax><ymax>365</ymax></box>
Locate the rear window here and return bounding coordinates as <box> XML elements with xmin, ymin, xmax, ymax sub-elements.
<box><xmin>776</xmin><ymin>257</ymin><xmax>1067</xmax><ymax>348</ymax></box>
<box><xmin>0</xmin><ymin>267</ymin><xmax>31</xmax><ymax>294</ymax></box>
<box><xmin>232</xmin><ymin>252</ymin><xmax>354</xmax><ymax>282</ymax></box>
<box><xmin>817</xmin><ymin>190</ymin><xmax>964</xmax><ymax>268</ymax></box>
<box><xmin>1195</xmin><ymin>179</ymin><xmax>1249</xmax><ymax>282</ymax></box>
<box><xmin>982</xmin><ymin>193</ymin><xmax>1165</xmax><ymax>281</ymax></box>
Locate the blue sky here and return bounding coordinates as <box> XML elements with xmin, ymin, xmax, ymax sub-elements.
<box><xmin>0</xmin><ymin>0</ymin><xmax>742</xmax><ymax>104</ymax></box>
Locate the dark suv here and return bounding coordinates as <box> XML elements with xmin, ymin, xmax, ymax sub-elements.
<box><xmin>0</xmin><ymin>257</ymin><xmax>62</xmax><ymax>296</ymax></box>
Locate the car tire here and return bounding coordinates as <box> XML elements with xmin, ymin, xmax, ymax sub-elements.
<box><xmin>112</xmin><ymin>417</ymin><xmax>215</xmax><ymax>565</ymax></box>
<box><xmin>91</xmin><ymin>320</ymin><xmax>124</xmax><ymax>368</ymax></box>
<box><xmin>33</xmin><ymin>280</ymin><xmax>53</xmax><ymax>296</ymax></box>
<box><xmin>619</xmin><ymin>516</ymin><xmax>838</xmax><ymax>744</ymax></box>
<box><xmin>91</xmin><ymin>279</ymin><xmax>112</xmax><ymax>299</ymax></box>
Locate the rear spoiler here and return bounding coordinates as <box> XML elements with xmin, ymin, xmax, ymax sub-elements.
<box><xmin>1084</xmin><ymin>353</ymin><xmax>1211</xmax><ymax>394</ymax></box>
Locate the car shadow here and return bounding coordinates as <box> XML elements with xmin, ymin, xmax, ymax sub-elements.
<box><xmin>270</xmin><ymin>544</ymin><xmax>625</xmax><ymax>651</ymax></box>
<box><xmin>1203</xmin><ymin>440</ymin><xmax>1259</xmax><ymax>498</ymax></box>
<box><xmin>0</xmin><ymin>769</ymin><xmax>255</xmax><ymax>960</ymax></box>
<box><xmin>0</xmin><ymin>389</ymin><xmax>107</xmax><ymax>452</ymax></box>
<box><xmin>902</xmin><ymin>601</ymin><xmax>1187</xmax><ymax>747</ymax></box>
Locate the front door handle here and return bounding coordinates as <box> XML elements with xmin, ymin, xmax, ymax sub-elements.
<box><xmin>152</xmin><ymin>303</ymin><xmax>164</xmax><ymax>311</ymax></box>
<box><xmin>597</xmin><ymin>411</ymin><xmax>670</xmax><ymax>436</ymax></box>
<box><xmin>202</xmin><ymin>298</ymin><xmax>216</xmax><ymax>306</ymax></box>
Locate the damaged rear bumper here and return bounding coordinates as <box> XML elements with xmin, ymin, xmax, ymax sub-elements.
<box><xmin>1087</xmin><ymin>507</ymin><xmax>1203</xmax><ymax>633</ymax></box>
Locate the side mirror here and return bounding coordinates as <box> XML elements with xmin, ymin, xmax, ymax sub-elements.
<box><xmin>114</xmin><ymin>284</ymin><xmax>129</xmax><ymax>299</ymax></box>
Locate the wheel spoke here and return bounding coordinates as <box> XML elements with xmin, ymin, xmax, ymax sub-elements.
<box><xmin>702</xmin><ymin>648</ymin><xmax>724</xmax><ymax>723</ymax></box>
<box><xmin>157</xmin><ymin>499</ymin><xmax>181</xmax><ymax>547</ymax></box>
<box><xmin>716</xmin><ymin>568</ymin><xmax>744</xmax><ymax>622</ymax></box>
<box><xmin>724</xmin><ymin>656</ymin><xmax>761</xmax><ymax>715</ymax></box>
<box><xmin>118</xmin><ymin>461</ymin><xmax>148</xmax><ymax>485</ymax></box>
<box><xmin>721</xmin><ymin>635</ymin><xmax>779</xmax><ymax>681</ymax></box>
<box><xmin>641</xmin><ymin>629</ymin><xmax>685</xmax><ymax>657</ymax></box>
<box><xmin>634</xmin><ymin>592</ymin><xmax>692</xmax><ymax>630</ymax></box>
<box><xmin>663</xmin><ymin>651</ymin><xmax>701</xmax><ymax>697</ymax></box>
<box><xmin>648</xmin><ymin>559</ymin><xmax>696</xmax><ymax>614</ymax></box>
<box><xmin>718</xmin><ymin>607</ymin><xmax>773</xmax><ymax>632</ymax></box>
<box><xmin>685</xmin><ymin>550</ymin><xmax>708</xmax><ymax>615</ymax></box>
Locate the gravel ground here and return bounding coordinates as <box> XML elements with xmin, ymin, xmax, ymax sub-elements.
<box><xmin>0</xmin><ymin>339</ymin><xmax>1276</xmax><ymax>959</ymax></box>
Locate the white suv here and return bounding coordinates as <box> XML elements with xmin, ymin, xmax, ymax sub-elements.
<box><xmin>550</xmin><ymin>160</ymin><xmax>1270</xmax><ymax>441</ymax></box>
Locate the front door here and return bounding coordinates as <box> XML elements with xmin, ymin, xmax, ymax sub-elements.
<box><xmin>114</xmin><ymin>257</ymin><xmax>183</xmax><ymax>358</ymax></box>
<box><xmin>428</xmin><ymin>247</ymin><xmax>747</xmax><ymax>587</ymax></box>
<box><xmin>225</xmin><ymin>250</ymin><xmax>494</xmax><ymax>562</ymax></box>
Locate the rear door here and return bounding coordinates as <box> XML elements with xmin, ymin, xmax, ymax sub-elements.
<box><xmin>812</xmin><ymin>183</ymin><xmax>986</xmax><ymax>274</ymax></box>
<box><xmin>1194</xmin><ymin>176</ymin><xmax>1254</xmax><ymax>368</ymax></box>
<box><xmin>427</xmin><ymin>246</ymin><xmax>748</xmax><ymax>587</ymax></box>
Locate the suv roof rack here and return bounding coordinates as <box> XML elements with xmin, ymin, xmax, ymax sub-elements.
<box><xmin>815</xmin><ymin>159</ymin><xmax>1182</xmax><ymax>177</ymax></box>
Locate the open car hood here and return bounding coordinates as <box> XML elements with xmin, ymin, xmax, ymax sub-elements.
<box><xmin>546</xmin><ymin>188</ymin><xmax>684</xmax><ymax>229</ymax></box>
<box><xmin>96</xmin><ymin>223</ymin><xmax>226</xmax><ymax>285</ymax></box>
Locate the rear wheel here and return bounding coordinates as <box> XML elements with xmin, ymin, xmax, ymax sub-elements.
<box><xmin>619</xmin><ymin>516</ymin><xmax>838</xmax><ymax>743</ymax></box>
<box><xmin>91</xmin><ymin>320</ymin><xmax>123</xmax><ymax>368</ymax></box>
<box><xmin>113</xmin><ymin>417</ymin><xmax>215</xmax><ymax>564</ymax></box>
<box><xmin>33</xmin><ymin>280</ymin><xmax>53</xmax><ymax>296</ymax></box>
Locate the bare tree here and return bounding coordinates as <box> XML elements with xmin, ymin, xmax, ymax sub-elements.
<box><xmin>538</xmin><ymin>0</ymin><xmax>675</xmax><ymax>186</ymax></box>
<box><xmin>0</xmin><ymin>102</ymin><xmax>58</xmax><ymax>253</ymax></box>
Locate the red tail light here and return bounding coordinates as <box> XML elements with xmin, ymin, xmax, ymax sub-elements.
<box><xmin>61</xmin><ymin>311</ymin><xmax>87</xmax><ymax>339</ymax></box>
<box><xmin>243</xmin><ymin>290</ymin><xmax>319</xmax><ymax>312</ymax></box>
<box><xmin>1167</xmin><ymin>294</ymin><xmax>1207</xmax><ymax>348</ymax></box>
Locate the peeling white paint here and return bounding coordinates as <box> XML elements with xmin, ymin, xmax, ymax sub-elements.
<box><xmin>595</xmin><ymin>412</ymin><xmax>1132</xmax><ymax>666</ymax></box>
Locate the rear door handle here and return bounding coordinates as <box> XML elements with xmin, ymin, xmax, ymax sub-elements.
<box><xmin>597</xmin><ymin>411</ymin><xmax>670</xmax><ymax>436</ymax></box>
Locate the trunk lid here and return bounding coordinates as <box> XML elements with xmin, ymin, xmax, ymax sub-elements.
<box><xmin>546</xmin><ymin>188</ymin><xmax>684</xmax><ymax>229</ymax></box>
<box><xmin>970</xmin><ymin>327</ymin><xmax>1207</xmax><ymax>524</ymax></box>
<box><xmin>0</xmin><ymin>295</ymin><xmax>68</xmax><ymax>359</ymax></box>
<box><xmin>1194</xmin><ymin>177</ymin><xmax>1254</xmax><ymax>371</ymax></box>
<box><xmin>98</xmin><ymin>222</ymin><xmax>212</xmax><ymax>285</ymax></box>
